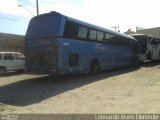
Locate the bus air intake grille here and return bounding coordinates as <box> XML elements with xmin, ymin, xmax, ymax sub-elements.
<box><xmin>27</xmin><ymin>48</ymin><xmax>57</xmax><ymax>67</ymax></box>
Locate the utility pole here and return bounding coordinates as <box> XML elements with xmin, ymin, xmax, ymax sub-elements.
<box><xmin>36</xmin><ymin>0</ymin><xmax>39</xmax><ymax>15</ymax></box>
<box><xmin>111</xmin><ymin>26</ymin><xmax>119</xmax><ymax>32</ymax></box>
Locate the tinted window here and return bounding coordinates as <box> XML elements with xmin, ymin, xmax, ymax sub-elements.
<box><xmin>63</xmin><ymin>20</ymin><xmax>134</xmax><ymax>46</ymax></box>
<box><xmin>150</xmin><ymin>39</ymin><xmax>160</xmax><ymax>45</ymax></box>
<box><xmin>89</xmin><ymin>30</ymin><xmax>97</xmax><ymax>40</ymax></box>
<box><xmin>4</xmin><ymin>53</ymin><xmax>14</xmax><ymax>60</ymax></box>
<box><xmin>133</xmin><ymin>36</ymin><xmax>147</xmax><ymax>54</ymax></box>
<box><xmin>64</xmin><ymin>21</ymin><xmax>78</xmax><ymax>39</ymax></box>
<box><xmin>109</xmin><ymin>34</ymin><xmax>116</xmax><ymax>44</ymax></box>
<box><xmin>123</xmin><ymin>39</ymin><xmax>129</xmax><ymax>46</ymax></box>
<box><xmin>78</xmin><ymin>26</ymin><xmax>88</xmax><ymax>39</ymax></box>
<box><xmin>114</xmin><ymin>35</ymin><xmax>123</xmax><ymax>45</ymax></box>
<box><xmin>97</xmin><ymin>31</ymin><xmax>104</xmax><ymax>41</ymax></box>
<box><xmin>134</xmin><ymin>36</ymin><xmax>147</xmax><ymax>44</ymax></box>
<box><xmin>15</xmin><ymin>53</ymin><xmax>24</xmax><ymax>60</ymax></box>
<box><xmin>104</xmin><ymin>33</ymin><xmax>111</xmax><ymax>42</ymax></box>
<box><xmin>105</xmin><ymin>33</ymin><xmax>110</xmax><ymax>40</ymax></box>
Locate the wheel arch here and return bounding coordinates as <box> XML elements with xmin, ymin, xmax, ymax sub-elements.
<box><xmin>0</xmin><ymin>66</ymin><xmax>6</xmax><ymax>70</ymax></box>
<box><xmin>0</xmin><ymin>66</ymin><xmax>6</xmax><ymax>76</ymax></box>
<box><xmin>90</xmin><ymin>58</ymin><xmax>100</xmax><ymax>66</ymax></box>
<box><xmin>89</xmin><ymin>58</ymin><xmax>100</xmax><ymax>74</ymax></box>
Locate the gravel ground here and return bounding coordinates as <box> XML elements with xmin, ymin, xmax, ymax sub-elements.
<box><xmin>0</xmin><ymin>62</ymin><xmax>160</xmax><ymax>114</ymax></box>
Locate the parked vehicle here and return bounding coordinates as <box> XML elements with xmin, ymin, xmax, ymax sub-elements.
<box><xmin>25</xmin><ymin>11</ymin><xmax>138</xmax><ymax>76</ymax></box>
<box><xmin>131</xmin><ymin>34</ymin><xmax>160</xmax><ymax>62</ymax></box>
<box><xmin>0</xmin><ymin>52</ymin><xmax>25</xmax><ymax>75</ymax></box>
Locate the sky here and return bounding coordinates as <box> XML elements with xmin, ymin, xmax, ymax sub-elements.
<box><xmin>0</xmin><ymin>0</ymin><xmax>160</xmax><ymax>35</ymax></box>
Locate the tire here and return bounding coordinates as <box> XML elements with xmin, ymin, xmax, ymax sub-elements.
<box><xmin>0</xmin><ymin>67</ymin><xmax>6</xmax><ymax>76</ymax></box>
<box><xmin>130</xmin><ymin>57</ymin><xmax>139</xmax><ymax>67</ymax></box>
<box><xmin>90</xmin><ymin>60</ymin><xmax>100</xmax><ymax>75</ymax></box>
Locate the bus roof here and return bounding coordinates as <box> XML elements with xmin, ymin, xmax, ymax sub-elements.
<box><xmin>66</xmin><ymin>16</ymin><xmax>135</xmax><ymax>40</ymax></box>
<box><xmin>31</xmin><ymin>11</ymin><xmax>136</xmax><ymax>41</ymax></box>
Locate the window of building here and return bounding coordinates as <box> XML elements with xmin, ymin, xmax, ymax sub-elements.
<box><xmin>97</xmin><ymin>31</ymin><xmax>104</xmax><ymax>41</ymax></box>
<box><xmin>89</xmin><ymin>30</ymin><xmax>97</xmax><ymax>40</ymax></box>
<box><xmin>4</xmin><ymin>53</ymin><xmax>14</xmax><ymax>60</ymax></box>
<box><xmin>78</xmin><ymin>26</ymin><xmax>88</xmax><ymax>39</ymax></box>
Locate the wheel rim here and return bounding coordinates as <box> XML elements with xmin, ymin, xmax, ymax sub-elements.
<box><xmin>91</xmin><ymin>62</ymin><xmax>99</xmax><ymax>74</ymax></box>
<box><xmin>93</xmin><ymin>64</ymin><xmax>98</xmax><ymax>73</ymax></box>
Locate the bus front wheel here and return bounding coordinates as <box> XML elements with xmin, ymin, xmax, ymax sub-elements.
<box><xmin>90</xmin><ymin>60</ymin><xmax>100</xmax><ymax>75</ymax></box>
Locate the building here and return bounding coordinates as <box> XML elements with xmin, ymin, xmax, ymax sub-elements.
<box><xmin>0</xmin><ymin>33</ymin><xmax>24</xmax><ymax>54</ymax></box>
<box><xmin>136</xmin><ymin>27</ymin><xmax>160</xmax><ymax>38</ymax></box>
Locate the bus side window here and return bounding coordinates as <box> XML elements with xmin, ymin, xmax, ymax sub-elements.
<box><xmin>97</xmin><ymin>31</ymin><xmax>104</xmax><ymax>41</ymax></box>
<box><xmin>110</xmin><ymin>34</ymin><xmax>116</xmax><ymax>44</ymax></box>
<box><xmin>104</xmin><ymin>33</ymin><xmax>111</xmax><ymax>42</ymax></box>
<box><xmin>78</xmin><ymin>26</ymin><xmax>88</xmax><ymax>39</ymax></box>
<box><xmin>89</xmin><ymin>29</ymin><xmax>97</xmax><ymax>40</ymax></box>
<box><xmin>123</xmin><ymin>39</ymin><xmax>129</xmax><ymax>47</ymax></box>
<box><xmin>116</xmin><ymin>37</ymin><xmax>123</xmax><ymax>45</ymax></box>
<box><xmin>64</xmin><ymin>21</ymin><xmax>78</xmax><ymax>39</ymax></box>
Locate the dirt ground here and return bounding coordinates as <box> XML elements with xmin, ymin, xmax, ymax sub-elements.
<box><xmin>0</xmin><ymin>62</ymin><xmax>160</xmax><ymax>114</ymax></box>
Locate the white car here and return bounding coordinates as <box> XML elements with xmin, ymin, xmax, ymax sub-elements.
<box><xmin>0</xmin><ymin>52</ymin><xmax>25</xmax><ymax>75</ymax></box>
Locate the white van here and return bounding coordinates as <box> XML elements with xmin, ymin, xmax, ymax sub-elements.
<box><xmin>0</xmin><ymin>52</ymin><xmax>25</xmax><ymax>75</ymax></box>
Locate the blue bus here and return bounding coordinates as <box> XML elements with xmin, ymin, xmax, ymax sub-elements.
<box><xmin>25</xmin><ymin>11</ymin><xmax>138</xmax><ymax>75</ymax></box>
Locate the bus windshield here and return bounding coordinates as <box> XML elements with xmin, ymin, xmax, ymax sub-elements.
<box><xmin>133</xmin><ymin>35</ymin><xmax>147</xmax><ymax>54</ymax></box>
<box><xmin>25</xmin><ymin>14</ymin><xmax>61</xmax><ymax>39</ymax></box>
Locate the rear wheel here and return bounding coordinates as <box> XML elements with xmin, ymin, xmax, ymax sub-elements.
<box><xmin>90</xmin><ymin>60</ymin><xmax>100</xmax><ymax>75</ymax></box>
<box><xmin>130</xmin><ymin>57</ymin><xmax>139</xmax><ymax>67</ymax></box>
<box><xmin>0</xmin><ymin>67</ymin><xmax>6</xmax><ymax>76</ymax></box>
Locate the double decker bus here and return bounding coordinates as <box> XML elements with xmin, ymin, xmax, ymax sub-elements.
<box><xmin>25</xmin><ymin>11</ymin><xmax>138</xmax><ymax>75</ymax></box>
<box><xmin>131</xmin><ymin>34</ymin><xmax>160</xmax><ymax>62</ymax></box>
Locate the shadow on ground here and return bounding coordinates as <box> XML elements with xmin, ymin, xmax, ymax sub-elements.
<box><xmin>0</xmin><ymin>60</ymin><xmax>160</xmax><ymax>107</ymax></box>
<box><xmin>0</xmin><ymin>71</ymin><xmax>25</xmax><ymax>77</ymax></box>
<box><xmin>0</xmin><ymin>66</ymin><xmax>140</xmax><ymax>106</ymax></box>
<box><xmin>0</xmin><ymin>61</ymin><xmax>159</xmax><ymax>106</ymax></box>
